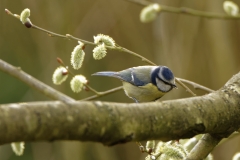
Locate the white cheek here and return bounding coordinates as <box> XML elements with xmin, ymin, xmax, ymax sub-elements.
<box><xmin>156</xmin><ymin>78</ymin><xmax>171</xmax><ymax>92</ymax></box>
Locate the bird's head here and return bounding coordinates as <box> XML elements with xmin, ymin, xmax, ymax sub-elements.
<box><xmin>151</xmin><ymin>66</ymin><xmax>176</xmax><ymax>92</ymax></box>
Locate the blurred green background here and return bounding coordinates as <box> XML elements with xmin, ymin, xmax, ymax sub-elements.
<box><xmin>1</xmin><ymin>0</ymin><xmax>240</xmax><ymax>159</ymax></box>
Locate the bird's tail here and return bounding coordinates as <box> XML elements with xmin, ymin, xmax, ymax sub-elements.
<box><xmin>92</xmin><ymin>71</ymin><xmax>119</xmax><ymax>78</ymax></box>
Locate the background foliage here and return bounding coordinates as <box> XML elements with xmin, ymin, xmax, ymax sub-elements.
<box><xmin>1</xmin><ymin>0</ymin><xmax>240</xmax><ymax>159</ymax></box>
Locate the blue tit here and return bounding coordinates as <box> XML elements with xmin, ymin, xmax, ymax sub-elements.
<box><xmin>92</xmin><ymin>66</ymin><xmax>176</xmax><ymax>103</ymax></box>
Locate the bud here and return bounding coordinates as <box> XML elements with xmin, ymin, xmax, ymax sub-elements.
<box><xmin>140</xmin><ymin>3</ymin><xmax>161</xmax><ymax>23</ymax></box>
<box><xmin>20</xmin><ymin>8</ymin><xmax>32</xmax><ymax>26</ymax></box>
<box><xmin>155</xmin><ymin>141</ymin><xmax>164</xmax><ymax>153</ymax></box>
<box><xmin>160</xmin><ymin>142</ymin><xmax>186</xmax><ymax>159</ymax></box>
<box><xmin>93</xmin><ymin>43</ymin><xmax>107</xmax><ymax>60</ymax></box>
<box><xmin>52</xmin><ymin>66</ymin><xmax>68</xmax><ymax>85</ymax></box>
<box><xmin>24</xmin><ymin>21</ymin><xmax>32</xmax><ymax>28</ymax></box>
<box><xmin>70</xmin><ymin>75</ymin><xmax>88</xmax><ymax>93</ymax></box>
<box><xmin>146</xmin><ymin>140</ymin><xmax>155</xmax><ymax>153</ymax></box>
<box><xmin>223</xmin><ymin>1</ymin><xmax>239</xmax><ymax>16</ymax></box>
<box><xmin>71</xmin><ymin>41</ymin><xmax>85</xmax><ymax>70</ymax></box>
<box><xmin>11</xmin><ymin>142</ymin><xmax>25</xmax><ymax>156</ymax></box>
<box><xmin>57</xmin><ymin>57</ymin><xmax>64</xmax><ymax>65</ymax></box>
<box><xmin>94</xmin><ymin>34</ymin><xmax>115</xmax><ymax>47</ymax></box>
<box><xmin>158</xmin><ymin>154</ymin><xmax>168</xmax><ymax>160</ymax></box>
<box><xmin>5</xmin><ymin>9</ymin><xmax>11</xmax><ymax>15</ymax></box>
<box><xmin>233</xmin><ymin>153</ymin><xmax>240</xmax><ymax>160</ymax></box>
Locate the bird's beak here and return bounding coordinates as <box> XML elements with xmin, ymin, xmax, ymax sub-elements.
<box><xmin>172</xmin><ymin>84</ymin><xmax>177</xmax><ymax>89</ymax></box>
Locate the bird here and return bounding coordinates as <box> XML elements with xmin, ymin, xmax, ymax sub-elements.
<box><xmin>92</xmin><ymin>66</ymin><xmax>177</xmax><ymax>103</ymax></box>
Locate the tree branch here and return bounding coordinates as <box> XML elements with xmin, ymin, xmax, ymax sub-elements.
<box><xmin>0</xmin><ymin>59</ymin><xmax>75</xmax><ymax>103</ymax></box>
<box><xmin>0</xmin><ymin>72</ymin><xmax>239</xmax><ymax>146</ymax></box>
<box><xmin>128</xmin><ymin>0</ymin><xmax>240</xmax><ymax>19</ymax></box>
<box><xmin>178</xmin><ymin>78</ymin><xmax>215</xmax><ymax>93</ymax></box>
<box><xmin>81</xmin><ymin>86</ymin><xmax>123</xmax><ymax>101</ymax></box>
<box><xmin>186</xmin><ymin>134</ymin><xmax>221</xmax><ymax>160</ymax></box>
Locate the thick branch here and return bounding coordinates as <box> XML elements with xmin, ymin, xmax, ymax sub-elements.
<box><xmin>0</xmin><ymin>72</ymin><xmax>240</xmax><ymax>146</ymax></box>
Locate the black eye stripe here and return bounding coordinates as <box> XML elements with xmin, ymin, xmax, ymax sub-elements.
<box><xmin>159</xmin><ymin>78</ymin><xmax>170</xmax><ymax>85</ymax></box>
<box><xmin>155</xmin><ymin>77</ymin><xmax>173</xmax><ymax>92</ymax></box>
<box><xmin>155</xmin><ymin>76</ymin><xmax>173</xmax><ymax>87</ymax></box>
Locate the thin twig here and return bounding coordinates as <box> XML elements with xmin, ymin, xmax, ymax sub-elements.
<box><xmin>178</xmin><ymin>78</ymin><xmax>215</xmax><ymax>93</ymax></box>
<box><xmin>114</xmin><ymin>45</ymin><xmax>156</xmax><ymax>65</ymax></box>
<box><xmin>85</xmin><ymin>85</ymin><xmax>101</xmax><ymax>95</ymax></box>
<box><xmin>161</xmin><ymin>5</ymin><xmax>240</xmax><ymax>19</ymax></box>
<box><xmin>176</xmin><ymin>78</ymin><xmax>196</xmax><ymax>96</ymax></box>
<box><xmin>81</xmin><ymin>86</ymin><xmax>123</xmax><ymax>101</ymax></box>
<box><xmin>128</xmin><ymin>0</ymin><xmax>240</xmax><ymax>20</ymax></box>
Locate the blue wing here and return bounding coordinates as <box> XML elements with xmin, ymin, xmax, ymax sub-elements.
<box><xmin>92</xmin><ymin>69</ymin><xmax>133</xmax><ymax>84</ymax></box>
<box><xmin>92</xmin><ymin>66</ymin><xmax>155</xmax><ymax>87</ymax></box>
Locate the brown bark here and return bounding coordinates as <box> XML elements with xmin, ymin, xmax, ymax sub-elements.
<box><xmin>0</xmin><ymin>72</ymin><xmax>240</xmax><ymax>146</ymax></box>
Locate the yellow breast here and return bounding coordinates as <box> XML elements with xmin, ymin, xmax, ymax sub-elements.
<box><xmin>122</xmin><ymin>82</ymin><xmax>165</xmax><ymax>102</ymax></box>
